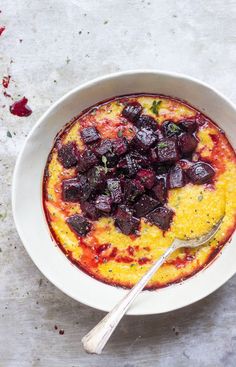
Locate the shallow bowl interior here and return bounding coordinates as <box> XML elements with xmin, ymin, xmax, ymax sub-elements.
<box><xmin>12</xmin><ymin>70</ymin><xmax>236</xmax><ymax>315</ymax></box>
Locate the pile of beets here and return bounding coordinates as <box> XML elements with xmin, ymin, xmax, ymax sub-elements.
<box><xmin>57</xmin><ymin>101</ymin><xmax>215</xmax><ymax>237</ymax></box>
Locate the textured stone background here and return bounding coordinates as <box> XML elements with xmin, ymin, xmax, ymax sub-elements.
<box><xmin>0</xmin><ymin>0</ymin><xmax>236</xmax><ymax>366</ymax></box>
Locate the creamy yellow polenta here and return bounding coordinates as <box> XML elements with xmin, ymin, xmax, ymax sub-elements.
<box><xmin>43</xmin><ymin>95</ymin><xmax>236</xmax><ymax>289</ymax></box>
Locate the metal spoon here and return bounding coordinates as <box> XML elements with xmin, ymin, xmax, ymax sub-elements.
<box><xmin>82</xmin><ymin>217</ymin><xmax>223</xmax><ymax>354</ymax></box>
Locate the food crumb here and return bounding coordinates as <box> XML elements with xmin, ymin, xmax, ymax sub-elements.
<box><xmin>172</xmin><ymin>326</ymin><xmax>179</xmax><ymax>336</ymax></box>
<box><xmin>59</xmin><ymin>329</ymin><xmax>64</xmax><ymax>335</ymax></box>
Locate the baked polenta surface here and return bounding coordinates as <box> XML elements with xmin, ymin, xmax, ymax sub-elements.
<box><xmin>43</xmin><ymin>94</ymin><xmax>236</xmax><ymax>289</ymax></box>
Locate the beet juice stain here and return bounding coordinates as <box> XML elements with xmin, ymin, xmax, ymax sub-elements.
<box><xmin>9</xmin><ymin>97</ymin><xmax>32</xmax><ymax>117</ymax></box>
<box><xmin>2</xmin><ymin>75</ymin><xmax>11</xmax><ymax>88</ymax></box>
<box><xmin>0</xmin><ymin>26</ymin><xmax>5</xmax><ymax>36</ymax></box>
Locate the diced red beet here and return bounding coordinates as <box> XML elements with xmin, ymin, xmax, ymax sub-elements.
<box><xmin>134</xmin><ymin>194</ymin><xmax>159</xmax><ymax>218</ymax></box>
<box><xmin>133</xmin><ymin>128</ymin><xmax>158</xmax><ymax>151</ymax></box>
<box><xmin>93</xmin><ymin>139</ymin><xmax>112</xmax><ymax>157</ymax></box>
<box><xmin>156</xmin><ymin>138</ymin><xmax>180</xmax><ymax>163</ymax></box>
<box><xmin>178</xmin><ymin>133</ymin><xmax>198</xmax><ymax>154</ymax></box>
<box><xmin>107</xmin><ymin>178</ymin><xmax>123</xmax><ymax>203</ymax></box>
<box><xmin>131</xmin><ymin>151</ymin><xmax>149</xmax><ymax>168</ymax></box>
<box><xmin>105</xmin><ymin>151</ymin><xmax>119</xmax><ymax>168</ymax></box>
<box><xmin>95</xmin><ymin>195</ymin><xmax>112</xmax><ymax>213</ymax></box>
<box><xmin>162</xmin><ymin>120</ymin><xmax>182</xmax><ymax>137</ymax></box>
<box><xmin>57</xmin><ymin>142</ymin><xmax>78</xmax><ymax>169</ymax></box>
<box><xmin>179</xmin><ymin>118</ymin><xmax>197</xmax><ymax>133</ymax></box>
<box><xmin>122</xmin><ymin>101</ymin><xmax>143</xmax><ymax>122</ymax></box>
<box><xmin>187</xmin><ymin>162</ymin><xmax>215</xmax><ymax>184</ymax></box>
<box><xmin>124</xmin><ymin>179</ymin><xmax>145</xmax><ymax>202</ymax></box>
<box><xmin>113</xmin><ymin>138</ymin><xmax>128</xmax><ymax>156</ymax></box>
<box><xmin>149</xmin><ymin>147</ymin><xmax>159</xmax><ymax>163</ymax></box>
<box><xmin>77</xmin><ymin>149</ymin><xmax>98</xmax><ymax>172</ymax></box>
<box><xmin>168</xmin><ymin>164</ymin><xmax>186</xmax><ymax>189</ymax></box>
<box><xmin>77</xmin><ymin>174</ymin><xmax>93</xmax><ymax>201</ymax></box>
<box><xmin>80</xmin><ymin>201</ymin><xmax>99</xmax><ymax>221</ymax></box>
<box><xmin>136</xmin><ymin>169</ymin><xmax>156</xmax><ymax>189</ymax></box>
<box><xmin>135</xmin><ymin>114</ymin><xmax>158</xmax><ymax>131</ymax></box>
<box><xmin>66</xmin><ymin>214</ymin><xmax>91</xmax><ymax>236</ymax></box>
<box><xmin>87</xmin><ymin>166</ymin><xmax>107</xmax><ymax>191</ymax></box>
<box><xmin>146</xmin><ymin>206</ymin><xmax>174</xmax><ymax>231</ymax></box>
<box><xmin>152</xmin><ymin>176</ymin><xmax>167</xmax><ymax>203</ymax></box>
<box><xmin>62</xmin><ymin>177</ymin><xmax>91</xmax><ymax>202</ymax></box>
<box><xmin>118</xmin><ymin>153</ymin><xmax>139</xmax><ymax>177</ymax></box>
<box><xmin>80</xmin><ymin>126</ymin><xmax>100</xmax><ymax>144</ymax></box>
<box><xmin>114</xmin><ymin>206</ymin><xmax>140</xmax><ymax>235</ymax></box>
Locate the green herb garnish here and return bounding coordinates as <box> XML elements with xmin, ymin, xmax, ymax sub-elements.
<box><xmin>7</xmin><ymin>131</ymin><xmax>12</xmax><ymax>138</ymax></box>
<box><xmin>150</xmin><ymin>100</ymin><xmax>162</xmax><ymax>115</ymax></box>
<box><xmin>117</xmin><ymin>129</ymin><xmax>123</xmax><ymax>138</ymax></box>
<box><xmin>169</xmin><ymin>123</ymin><xmax>181</xmax><ymax>133</ymax></box>
<box><xmin>158</xmin><ymin>142</ymin><xmax>168</xmax><ymax>148</ymax></box>
<box><xmin>102</xmin><ymin>155</ymin><xmax>108</xmax><ymax>173</ymax></box>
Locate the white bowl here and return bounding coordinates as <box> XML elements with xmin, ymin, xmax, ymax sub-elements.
<box><xmin>12</xmin><ymin>70</ymin><xmax>236</xmax><ymax>315</ymax></box>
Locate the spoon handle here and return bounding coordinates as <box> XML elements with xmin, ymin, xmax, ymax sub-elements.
<box><xmin>82</xmin><ymin>241</ymin><xmax>177</xmax><ymax>354</ymax></box>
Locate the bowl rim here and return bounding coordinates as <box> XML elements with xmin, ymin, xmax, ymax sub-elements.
<box><xmin>12</xmin><ymin>69</ymin><xmax>236</xmax><ymax>315</ymax></box>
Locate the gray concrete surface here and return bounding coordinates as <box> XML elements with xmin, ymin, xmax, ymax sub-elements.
<box><xmin>0</xmin><ymin>0</ymin><xmax>236</xmax><ymax>366</ymax></box>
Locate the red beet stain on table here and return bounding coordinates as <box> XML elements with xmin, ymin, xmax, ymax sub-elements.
<box><xmin>2</xmin><ymin>75</ymin><xmax>11</xmax><ymax>88</ymax></box>
<box><xmin>9</xmin><ymin>97</ymin><xmax>32</xmax><ymax>117</ymax></box>
<box><xmin>0</xmin><ymin>26</ymin><xmax>5</xmax><ymax>36</ymax></box>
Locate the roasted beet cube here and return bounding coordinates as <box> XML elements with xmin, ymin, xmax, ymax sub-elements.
<box><xmin>66</xmin><ymin>214</ymin><xmax>91</xmax><ymax>236</ymax></box>
<box><xmin>134</xmin><ymin>194</ymin><xmax>159</xmax><ymax>218</ymax></box>
<box><xmin>80</xmin><ymin>201</ymin><xmax>99</xmax><ymax>221</ymax></box>
<box><xmin>62</xmin><ymin>177</ymin><xmax>88</xmax><ymax>202</ymax></box>
<box><xmin>157</xmin><ymin>138</ymin><xmax>180</xmax><ymax>163</ymax></box>
<box><xmin>149</xmin><ymin>147</ymin><xmax>159</xmax><ymax>163</ymax></box>
<box><xmin>152</xmin><ymin>176</ymin><xmax>167</xmax><ymax>203</ymax></box>
<box><xmin>124</xmin><ymin>179</ymin><xmax>145</xmax><ymax>202</ymax></box>
<box><xmin>77</xmin><ymin>149</ymin><xmax>98</xmax><ymax>172</ymax></box>
<box><xmin>187</xmin><ymin>162</ymin><xmax>215</xmax><ymax>184</ymax></box>
<box><xmin>136</xmin><ymin>114</ymin><xmax>158</xmax><ymax>131</ymax></box>
<box><xmin>162</xmin><ymin>120</ymin><xmax>182</xmax><ymax>137</ymax></box>
<box><xmin>122</xmin><ymin>102</ymin><xmax>143</xmax><ymax>122</ymax></box>
<box><xmin>131</xmin><ymin>151</ymin><xmax>149</xmax><ymax>168</ymax></box>
<box><xmin>93</xmin><ymin>139</ymin><xmax>112</xmax><ymax>157</ymax></box>
<box><xmin>113</xmin><ymin>138</ymin><xmax>128</xmax><ymax>156</ymax></box>
<box><xmin>178</xmin><ymin>133</ymin><xmax>198</xmax><ymax>154</ymax></box>
<box><xmin>126</xmin><ymin>154</ymin><xmax>139</xmax><ymax>176</ymax></box>
<box><xmin>133</xmin><ymin>128</ymin><xmax>157</xmax><ymax>151</ymax></box>
<box><xmin>95</xmin><ymin>195</ymin><xmax>112</xmax><ymax>213</ymax></box>
<box><xmin>168</xmin><ymin>164</ymin><xmax>186</xmax><ymax>189</ymax></box>
<box><xmin>87</xmin><ymin>166</ymin><xmax>107</xmax><ymax>191</ymax></box>
<box><xmin>179</xmin><ymin>118</ymin><xmax>197</xmax><ymax>133</ymax></box>
<box><xmin>57</xmin><ymin>142</ymin><xmax>78</xmax><ymax>169</ymax></box>
<box><xmin>80</xmin><ymin>126</ymin><xmax>100</xmax><ymax>144</ymax></box>
<box><xmin>146</xmin><ymin>207</ymin><xmax>174</xmax><ymax>231</ymax></box>
<box><xmin>107</xmin><ymin>178</ymin><xmax>123</xmax><ymax>203</ymax></box>
<box><xmin>77</xmin><ymin>174</ymin><xmax>93</xmax><ymax>201</ymax></box>
<box><xmin>114</xmin><ymin>206</ymin><xmax>140</xmax><ymax>235</ymax></box>
<box><xmin>136</xmin><ymin>169</ymin><xmax>156</xmax><ymax>189</ymax></box>
<box><xmin>118</xmin><ymin>153</ymin><xmax>139</xmax><ymax>177</ymax></box>
<box><xmin>105</xmin><ymin>151</ymin><xmax>119</xmax><ymax>168</ymax></box>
